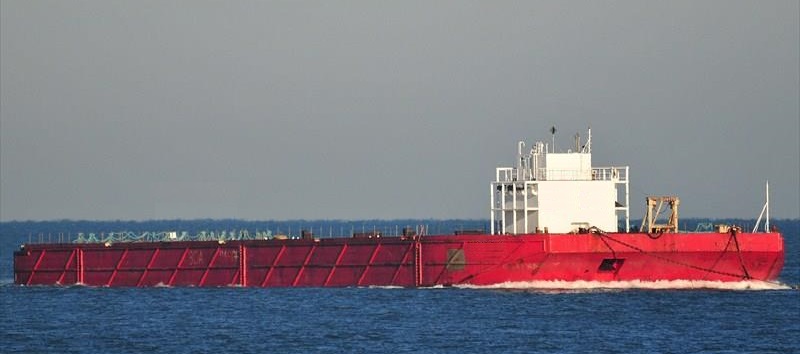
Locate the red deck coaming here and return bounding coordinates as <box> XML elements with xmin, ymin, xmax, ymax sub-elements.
<box><xmin>14</xmin><ymin>232</ymin><xmax>784</xmax><ymax>287</ymax></box>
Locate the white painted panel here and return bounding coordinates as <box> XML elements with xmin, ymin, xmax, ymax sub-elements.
<box><xmin>536</xmin><ymin>180</ymin><xmax>617</xmax><ymax>233</ymax></box>
<box><xmin>544</xmin><ymin>153</ymin><xmax>592</xmax><ymax>180</ymax></box>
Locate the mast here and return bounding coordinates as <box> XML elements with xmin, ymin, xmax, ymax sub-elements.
<box><xmin>765</xmin><ymin>180</ymin><xmax>770</xmax><ymax>232</ymax></box>
<box><xmin>753</xmin><ymin>180</ymin><xmax>771</xmax><ymax>233</ymax></box>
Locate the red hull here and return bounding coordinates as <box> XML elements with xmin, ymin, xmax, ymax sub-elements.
<box><xmin>14</xmin><ymin>232</ymin><xmax>784</xmax><ymax>287</ymax></box>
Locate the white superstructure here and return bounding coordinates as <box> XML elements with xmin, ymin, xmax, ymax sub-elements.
<box><xmin>490</xmin><ymin>129</ymin><xmax>630</xmax><ymax>234</ymax></box>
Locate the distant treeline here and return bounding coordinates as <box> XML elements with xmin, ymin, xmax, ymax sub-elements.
<box><xmin>1</xmin><ymin>218</ymin><xmax>797</xmax><ymax>239</ymax></box>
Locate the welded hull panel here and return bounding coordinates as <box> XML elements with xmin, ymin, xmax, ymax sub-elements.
<box><xmin>14</xmin><ymin>232</ymin><xmax>784</xmax><ymax>287</ymax></box>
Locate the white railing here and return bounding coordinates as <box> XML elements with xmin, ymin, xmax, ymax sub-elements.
<box><xmin>496</xmin><ymin>167</ymin><xmax>515</xmax><ymax>182</ymax></box>
<box><xmin>591</xmin><ymin>167</ymin><xmax>628</xmax><ymax>182</ymax></box>
<box><xmin>496</xmin><ymin>166</ymin><xmax>628</xmax><ymax>182</ymax></box>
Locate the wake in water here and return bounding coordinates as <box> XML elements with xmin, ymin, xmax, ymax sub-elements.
<box><xmin>454</xmin><ymin>279</ymin><xmax>792</xmax><ymax>292</ymax></box>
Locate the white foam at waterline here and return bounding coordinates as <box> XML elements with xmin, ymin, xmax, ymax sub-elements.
<box><xmin>454</xmin><ymin>279</ymin><xmax>791</xmax><ymax>291</ymax></box>
<box><xmin>358</xmin><ymin>284</ymin><xmax>449</xmax><ymax>290</ymax></box>
<box><xmin>365</xmin><ymin>285</ymin><xmax>405</xmax><ymax>289</ymax></box>
<box><xmin>423</xmin><ymin>284</ymin><xmax>447</xmax><ymax>289</ymax></box>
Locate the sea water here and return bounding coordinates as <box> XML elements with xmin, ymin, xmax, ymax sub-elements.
<box><xmin>2</xmin><ymin>220</ymin><xmax>798</xmax><ymax>353</ymax></box>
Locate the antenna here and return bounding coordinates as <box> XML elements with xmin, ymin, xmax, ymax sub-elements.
<box><xmin>517</xmin><ymin>141</ymin><xmax>526</xmax><ymax>180</ymax></box>
<box><xmin>586</xmin><ymin>127</ymin><xmax>592</xmax><ymax>153</ymax></box>
<box><xmin>579</xmin><ymin>126</ymin><xmax>593</xmax><ymax>153</ymax></box>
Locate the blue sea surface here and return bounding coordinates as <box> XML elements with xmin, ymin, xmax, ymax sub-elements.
<box><xmin>2</xmin><ymin>220</ymin><xmax>798</xmax><ymax>353</ymax></box>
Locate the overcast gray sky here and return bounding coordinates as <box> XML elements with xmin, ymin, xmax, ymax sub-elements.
<box><xmin>1</xmin><ymin>1</ymin><xmax>798</xmax><ymax>221</ymax></box>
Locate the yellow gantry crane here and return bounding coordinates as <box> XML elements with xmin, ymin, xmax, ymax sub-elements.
<box><xmin>640</xmin><ymin>196</ymin><xmax>680</xmax><ymax>233</ymax></box>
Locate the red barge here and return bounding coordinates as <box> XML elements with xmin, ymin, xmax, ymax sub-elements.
<box><xmin>14</xmin><ymin>129</ymin><xmax>784</xmax><ymax>287</ymax></box>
